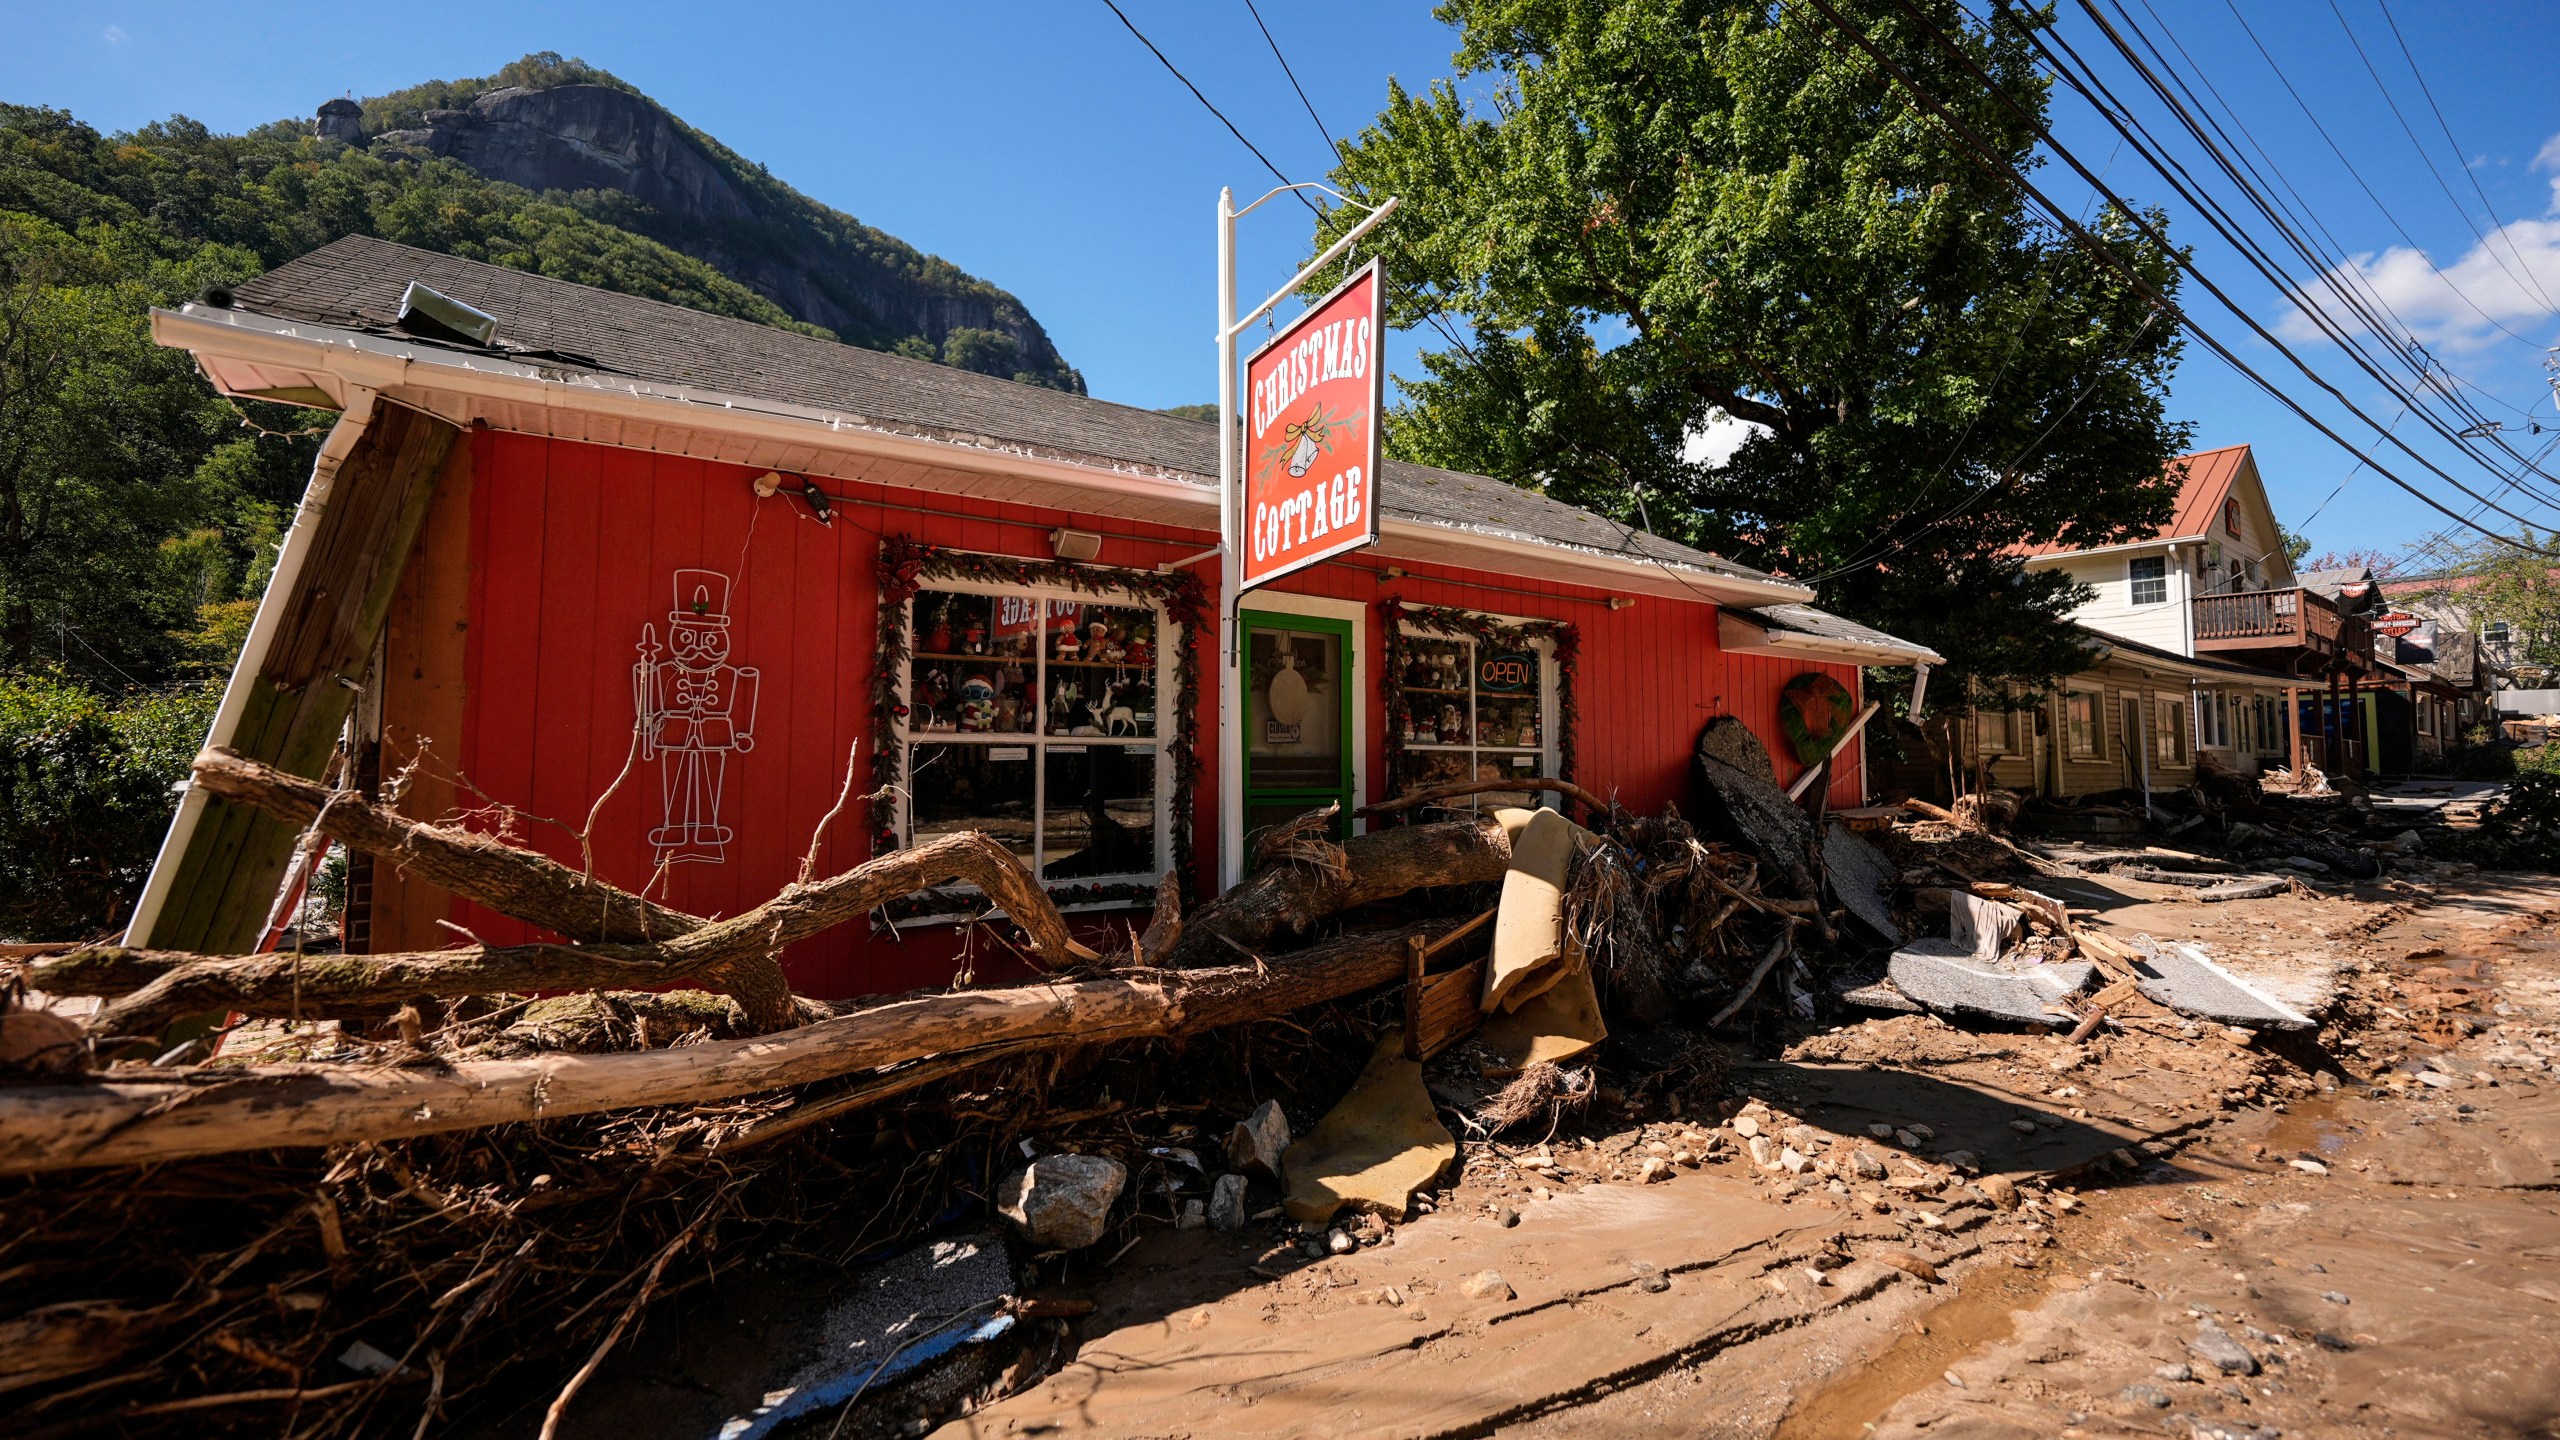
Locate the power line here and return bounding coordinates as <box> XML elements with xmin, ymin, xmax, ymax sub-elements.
<box><xmin>2374</xmin><ymin>0</ymin><xmax>2559</xmax><ymax>316</ymax></box>
<box><xmin>1099</xmin><ymin>0</ymin><xmax>1317</xmax><ymax>215</ymax></box>
<box><xmin>2325</xmin><ymin>0</ymin><xmax>2560</xmax><ymax>316</ymax></box>
<box><xmin>1790</xmin><ymin>0</ymin><xmax>2555</xmax><ymax>552</ymax></box>
<box><xmin>1242</xmin><ymin>0</ymin><xmax>1344</xmax><ymax>164</ymax></box>
<box><xmin>2022</xmin><ymin>1</ymin><xmax>2560</xmax><ymax>509</ymax></box>
<box><xmin>2212</xmin><ymin>0</ymin><xmax>2550</xmax><ymax>351</ymax></box>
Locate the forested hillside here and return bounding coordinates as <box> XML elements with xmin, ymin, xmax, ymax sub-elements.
<box><xmin>0</xmin><ymin>53</ymin><xmax>1080</xmax><ymax>938</ymax></box>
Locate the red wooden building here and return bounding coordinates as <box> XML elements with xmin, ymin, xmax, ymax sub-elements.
<box><xmin>132</xmin><ymin>237</ymin><xmax>1937</xmax><ymax>997</ymax></box>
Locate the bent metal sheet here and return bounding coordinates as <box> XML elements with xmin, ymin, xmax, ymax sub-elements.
<box><xmin>1241</xmin><ymin>259</ymin><xmax>1384</xmax><ymax>593</ymax></box>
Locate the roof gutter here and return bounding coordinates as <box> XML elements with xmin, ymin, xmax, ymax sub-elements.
<box><xmin>123</xmin><ymin>388</ymin><xmax>381</xmax><ymax>947</ymax></box>
<box><xmin>151</xmin><ymin>305</ymin><xmax>1815</xmax><ymax>609</ymax></box>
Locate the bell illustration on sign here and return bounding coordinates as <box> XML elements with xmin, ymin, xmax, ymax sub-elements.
<box><xmin>633</xmin><ymin>569</ymin><xmax>761</xmax><ymax>865</ymax></box>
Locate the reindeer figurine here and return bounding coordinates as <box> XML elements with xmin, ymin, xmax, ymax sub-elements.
<box><xmin>1085</xmin><ymin>679</ymin><xmax>1139</xmax><ymax>737</ymax></box>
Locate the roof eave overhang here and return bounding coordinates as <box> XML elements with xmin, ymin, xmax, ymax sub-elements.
<box><xmin>152</xmin><ymin>304</ymin><xmax>1813</xmax><ymax>609</ymax></box>
<box><xmin>1717</xmin><ymin>610</ymin><xmax>1943</xmax><ymax>666</ymax></box>
<box><xmin>2021</xmin><ymin>534</ymin><xmax>2211</xmax><ymax>566</ymax></box>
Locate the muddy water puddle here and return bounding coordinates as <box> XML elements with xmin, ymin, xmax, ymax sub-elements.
<box><xmin>1768</xmin><ymin>1262</ymin><xmax>2058</xmax><ymax>1440</ymax></box>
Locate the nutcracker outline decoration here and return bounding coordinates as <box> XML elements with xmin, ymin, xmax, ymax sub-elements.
<box><xmin>634</xmin><ymin>569</ymin><xmax>761</xmax><ymax>866</ymax></box>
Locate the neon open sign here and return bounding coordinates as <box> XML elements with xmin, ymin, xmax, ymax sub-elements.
<box><xmin>1479</xmin><ymin>651</ymin><xmax>1536</xmax><ymax>693</ymax></box>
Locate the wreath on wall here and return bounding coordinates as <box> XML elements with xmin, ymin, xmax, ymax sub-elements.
<box><xmin>1376</xmin><ymin>597</ymin><xmax>1579</xmax><ymax>821</ymax></box>
<box><xmin>872</xmin><ymin>535</ymin><xmax>1207</xmax><ymax>915</ymax></box>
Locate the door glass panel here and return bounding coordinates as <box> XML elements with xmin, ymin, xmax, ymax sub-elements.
<box><xmin>1040</xmin><ymin>745</ymin><xmax>1157</xmax><ymax>879</ymax></box>
<box><xmin>1245</xmin><ymin>624</ymin><xmax>1344</xmax><ymax>794</ymax></box>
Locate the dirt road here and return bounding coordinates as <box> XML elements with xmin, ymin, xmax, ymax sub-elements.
<box><xmin>939</xmin><ymin>867</ymin><xmax>2560</xmax><ymax>1440</ymax></box>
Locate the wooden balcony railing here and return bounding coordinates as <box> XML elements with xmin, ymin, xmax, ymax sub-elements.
<box><xmin>2193</xmin><ymin>586</ymin><xmax>2372</xmax><ymax>667</ymax></box>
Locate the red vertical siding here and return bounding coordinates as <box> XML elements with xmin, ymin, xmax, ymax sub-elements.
<box><xmin>440</xmin><ymin>435</ymin><xmax>1874</xmax><ymax>999</ymax></box>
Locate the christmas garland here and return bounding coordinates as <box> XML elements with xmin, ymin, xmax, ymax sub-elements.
<box><xmin>1377</xmin><ymin>597</ymin><xmax>1579</xmax><ymax>821</ymax></box>
<box><xmin>872</xmin><ymin>535</ymin><xmax>1206</xmax><ymax>916</ymax></box>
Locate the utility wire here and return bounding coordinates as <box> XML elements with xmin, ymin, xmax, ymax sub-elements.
<box><xmin>2213</xmin><ymin>0</ymin><xmax>2549</xmax><ymax>350</ymax></box>
<box><xmin>1789</xmin><ymin>0</ymin><xmax>2554</xmax><ymax>551</ymax></box>
<box><xmin>1243</xmin><ymin>0</ymin><xmax>1344</xmax><ymax>164</ymax></box>
<box><xmin>1100</xmin><ymin>0</ymin><xmax>1319</xmax><ymax>217</ymax></box>
<box><xmin>2326</xmin><ymin>0</ymin><xmax>2560</xmax><ymax>316</ymax></box>
<box><xmin>2024</xmin><ymin>1</ymin><xmax>2560</xmax><ymax>508</ymax></box>
<box><xmin>2374</xmin><ymin>0</ymin><xmax>2560</xmax><ymax>313</ymax></box>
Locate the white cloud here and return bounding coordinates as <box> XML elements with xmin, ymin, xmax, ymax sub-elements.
<box><xmin>2277</xmin><ymin>132</ymin><xmax>2560</xmax><ymax>353</ymax></box>
<box><xmin>1683</xmin><ymin>410</ymin><xmax>1768</xmax><ymax>468</ymax></box>
<box><xmin>102</xmin><ymin>24</ymin><xmax>125</xmax><ymax>43</ymax></box>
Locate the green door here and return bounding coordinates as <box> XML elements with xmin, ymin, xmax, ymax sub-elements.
<box><xmin>1239</xmin><ymin>610</ymin><xmax>1354</xmax><ymax>854</ymax></box>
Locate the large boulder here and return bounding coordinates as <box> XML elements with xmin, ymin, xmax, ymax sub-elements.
<box><xmin>995</xmin><ymin>1154</ymin><xmax>1126</xmax><ymax>1250</ymax></box>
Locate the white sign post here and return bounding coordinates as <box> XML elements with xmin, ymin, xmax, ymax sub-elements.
<box><xmin>1215</xmin><ymin>186</ymin><xmax>1398</xmax><ymax>892</ymax></box>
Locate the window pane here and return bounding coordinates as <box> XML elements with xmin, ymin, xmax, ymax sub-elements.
<box><xmin>909</xmin><ymin>743</ymin><xmax>1035</xmax><ymax>863</ymax></box>
<box><xmin>1397</xmin><ymin>636</ymin><xmax>1471</xmax><ymax>745</ymax></box>
<box><xmin>1045</xmin><ymin>602</ymin><xmax>1158</xmax><ymax>738</ymax></box>
<box><xmin>1041</xmin><ymin>745</ymin><xmax>1158</xmax><ymax>879</ymax></box>
<box><xmin>1470</xmin><ymin>644</ymin><xmax>1544</xmax><ymax>752</ymax></box>
<box><xmin>2129</xmin><ymin>557</ymin><xmax>2167</xmax><ymax>606</ymax></box>
<box><xmin>912</xmin><ymin>591</ymin><xmax>1035</xmax><ymax>735</ymax></box>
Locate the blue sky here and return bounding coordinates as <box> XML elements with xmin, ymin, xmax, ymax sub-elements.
<box><xmin>8</xmin><ymin>1</ymin><xmax>2558</xmax><ymax>567</ymax></box>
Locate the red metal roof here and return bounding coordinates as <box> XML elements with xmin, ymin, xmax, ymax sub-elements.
<box><xmin>2015</xmin><ymin>443</ymin><xmax>2253</xmax><ymax>558</ymax></box>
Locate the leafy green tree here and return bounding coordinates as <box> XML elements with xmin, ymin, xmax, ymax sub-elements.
<box><xmin>1313</xmin><ymin>0</ymin><xmax>2191</xmax><ymax>695</ymax></box>
<box><xmin>0</xmin><ymin>214</ymin><xmax>305</xmax><ymax>682</ymax></box>
<box><xmin>0</xmin><ymin>671</ymin><xmax>215</xmax><ymax>939</ymax></box>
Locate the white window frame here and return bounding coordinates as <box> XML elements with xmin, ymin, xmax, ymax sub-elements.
<box><xmin>2156</xmin><ymin>693</ymin><xmax>2189</xmax><ymax>762</ymax></box>
<box><xmin>2065</xmin><ymin>688</ymin><xmax>2101</xmax><ymax>757</ymax></box>
<box><xmin>2128</xmin><ymin>555</ymin><xmax>2169</xmax><ymax>607</ymax></box>
<box><xmin>1394</xmin><ymin>614</ymin><xmax>1560</xmax><ymax>811</ymax></box>
<box><xmin>894</xmin><ymin>574</ymin><xmax>1177</xmax><ymax>910</ymax></box>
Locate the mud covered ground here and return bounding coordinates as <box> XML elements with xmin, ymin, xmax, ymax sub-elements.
<box><xmin>931</xmin><ymin>862</ymin><xmax>2560</xmax><ymax>1440</ymax></box>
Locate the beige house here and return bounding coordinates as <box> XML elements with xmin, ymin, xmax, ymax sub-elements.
<box><xmin>1959</xmin><ymin>627</ymin><xmax>2298</xmax><ymax>799</ymax></box>
<box><xmin>1932</xmin><ymin>444</ymin><xmax>2371</xmax><ymax>799</ymax></box>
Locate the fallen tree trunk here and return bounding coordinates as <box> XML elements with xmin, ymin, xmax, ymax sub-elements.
<box><xmin>36</xmin><ymin>831</ymin><xmax>1103</xmax><ymax>1036</ymax></box>
<box><xmin>1163</xmin><ymin>817</ymin><xmax>1513</xmax><ymax>968</ymax></box>
<box><xmin>0</xmin><ymin>924</ymin><xmax>1430</xmax><ymax>1176</ymax></box>
<box><xmin>1354</xmin><ymin>776</ymin><xmax>1617</xmax><ymax>820</ymax></box>
<box><xmin>193</xmin><ymin>746</ymin><xmax>697</xmax><ymax>944</ymax></box>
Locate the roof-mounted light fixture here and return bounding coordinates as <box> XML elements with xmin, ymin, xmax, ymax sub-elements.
<box><xmin>396</xmin><ymin>281</ymin><xmax>498</xmax><ymax>347</ymax></box>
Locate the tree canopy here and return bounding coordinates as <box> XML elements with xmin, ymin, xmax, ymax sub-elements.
<box><xmin>1313</xmin><ymin>0</ymin><xmax>2193</xmax><ymax>694</ymax></box>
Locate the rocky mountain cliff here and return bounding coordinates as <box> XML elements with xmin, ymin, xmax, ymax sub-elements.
<box><xmin>346</xmin><ymin>61</ymin><xmax>1079</xmax><ymax>390</ymax></box>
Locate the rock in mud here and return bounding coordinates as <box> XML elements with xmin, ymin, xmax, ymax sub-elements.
<box><xmin>2189</xmin><ymin>1320</ymin><xmax>2260</xmax><ymax>1376</ymax></box>
<box><xmin>1974</xmin><ymin>1174</ymin><xmax>2020</xmax><ymax>1210</ymax></box>
<box><xmin>2119</xmin><ymin>1382</ymin><xmax>2173</xmax><ymax>1408</ymax></box>
<box><xmin>1228</xmin><ymin>1099</ymin><xmax>1291</xmax><ymax>1178</ymax></box>
<box><xmin>1208</xmin><ymin>1173</ymin><xmax>1250</xmax><ymax>1234</ymax></box>
<box><xmin>1459</xmin><ymin>1270</ymin><xmax>1513</xmax><ymax>1301</ymax></box>
<box><xmin>996</xmin><ymin>1154</ymin><xmax>1128</xmax><ymax>1250</ymax></box>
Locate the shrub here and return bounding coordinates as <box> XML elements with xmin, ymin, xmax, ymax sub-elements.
<box><xmin>2439</xmin><ymin>768</ymin><xmax>2560</xmax><ymax>872</ymax></box>
<box><xmin>0</xmin><ymin>673</ymin><xmax>215</xmax><ymax>940</ymax></box>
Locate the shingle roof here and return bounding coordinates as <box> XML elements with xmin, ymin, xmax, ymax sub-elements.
<box><xmin>2015</xmin><ymin>443</ymin><xmax>2252</xmax><ymax>559</ymax></box>
<box><xmin>226</xmin><ymin>235</ymin><xmax>1792</xmax><ymax>593</ymax></box>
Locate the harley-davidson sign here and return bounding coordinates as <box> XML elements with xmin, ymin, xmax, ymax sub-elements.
<box><xmin>1241</xmin><ymin>260</ymin><xmax>1384</xmax><ymax>593</ymax></box>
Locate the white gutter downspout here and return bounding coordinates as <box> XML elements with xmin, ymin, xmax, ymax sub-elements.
<box><xmin>124</xmin><ymin>389</ymin><xmax>381</xmax><ymax>947</ymax></box>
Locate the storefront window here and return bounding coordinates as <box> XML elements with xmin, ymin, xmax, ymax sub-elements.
<box><xmin>900</xmin><ymin>584</ymin><xmax>1168</xmax><ymax>887</ymax></box>
<box><xmin>1391</xmin><ymin>625</ymin><xmax>1554</xmax><ymax>807</ymax></box>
